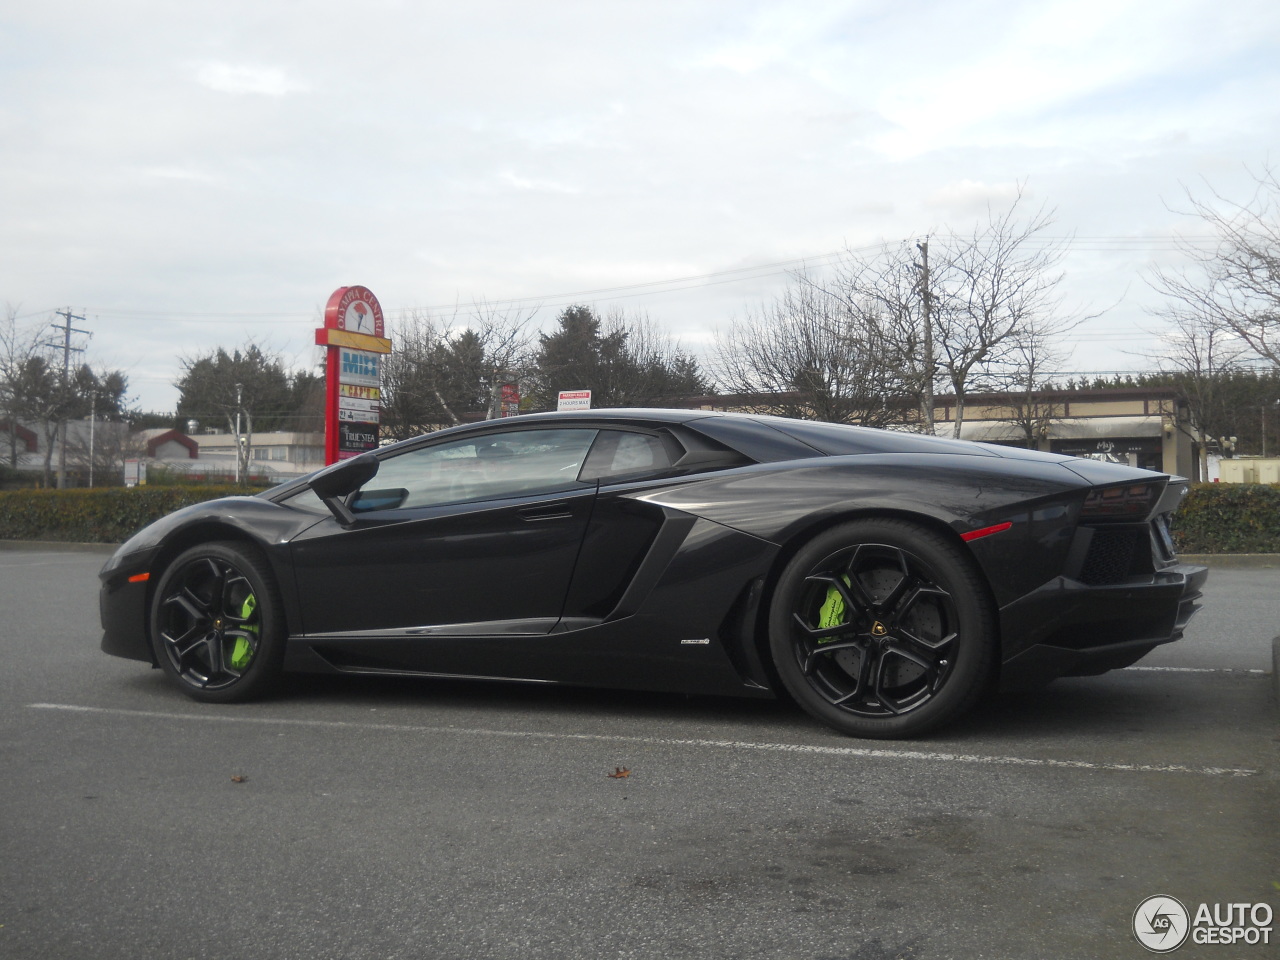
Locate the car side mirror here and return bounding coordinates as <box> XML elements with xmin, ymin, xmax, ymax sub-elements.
<box><xmin>310</xmin><ymin>453</ymin><xmax>379</xmax><ymax>526</ymax></box>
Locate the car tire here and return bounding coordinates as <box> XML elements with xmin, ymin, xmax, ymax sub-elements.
<box><xmin>149</xmin><ymin>541</ymin><xmax>286</xmax><ymax>703</ymax></box>
<box><xmin>768</xmin><ymin>518</ymin><xmax>995</xmax><ymax>739</ymax></box>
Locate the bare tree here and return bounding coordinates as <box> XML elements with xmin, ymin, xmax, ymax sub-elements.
<box><xmin>717</xmin><ymin>192</ymin><xmax>1074</xmax><ymax>434</ymax></box>
<box><xmin>474</xmin><ymin>302</ymin><xmax>539</xmax><ymax>417</ymax></box>
<box><xmin>1136</xmin><ymin>307</ymin><xmax>1248</xmax><ymax>476</ymax></box>
<box><xmin>824</xmin><ymin>246</ymin><xmax>935</xmax><ymax>429</ymax></box>
<box><xmin>988</xmin><ymin>315</ymin><xmax>1076</xmax><ymax>448</ymax></box>
<box><xmin>930</xmin><ymin>194</ymin><xmax>1071</xmax><ymax>438</ymax></box>
<box><xmin>1149</xmin><ymin>165</ymin><xmax>1280</xmax><ymax>368</ymax></box>
<box><xmin>0</xmin><ymin>304</ymin><xmax>45</xmax><ymax>466</ymax></box>
<box><xmin>381</xmin><ymin>303</ymin><xmax>537</xmax><ymax>440</ymax></box>
<box><xmin>714</xmin><ymin>273</ymin><xmax>909</xmax><ymax>426</ymax></box>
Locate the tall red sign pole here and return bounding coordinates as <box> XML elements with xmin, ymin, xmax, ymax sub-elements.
<box><xmin>315</xmin><ymin>286</ymin><xmax>392</xmax><ymax>465</ymax></box>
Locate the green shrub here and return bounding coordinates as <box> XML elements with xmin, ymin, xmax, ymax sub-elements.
<box><xmin>1170</xmin><ymin>482</ymin><xmax>1280</xmax><ymax>554</ymax></box>
<box><xmin>0</xmin><ymin>485</ymin><xmax>263</xmax><ymax>543</ymax></box>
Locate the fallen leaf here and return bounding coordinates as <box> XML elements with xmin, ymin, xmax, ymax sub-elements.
<box><xmin>608</xmin><ymin>767</ymin><xmax>630</xmax><ymax>779</ymax></box>
<box><xmin>230</xmin><ymin>775</ymin><xmax>247</xmax><ymax>783</ymax></box>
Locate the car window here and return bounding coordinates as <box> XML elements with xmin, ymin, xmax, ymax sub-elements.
<box><xmin>580</xmin><ymin>430</ymin><xmax>674</xmax><ymax>483</ymax></box>
<box><xmin>350</xmin><ymin>428</ymin><xmax>599</xmax><ymax>512</ymax></box>
<box><xmin>279</xmin><ymin>486</ymin><xmax>330</xmax><ymax>515</ymax></box>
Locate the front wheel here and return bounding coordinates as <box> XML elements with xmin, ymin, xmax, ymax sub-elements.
<box><xmin>149</xmin><ymin>541</ymin><xmax>286</xmax><ymax>703</ymax></box>
<box><xmin>768</xmin><ymin>519</ymin><xmax>996</xmax><ymax>739</ymax></box>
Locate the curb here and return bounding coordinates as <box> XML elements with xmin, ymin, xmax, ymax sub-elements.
<box><xmin>1178</xmin><ymin>554</ymin><xmax>1280</xmax><ymax>568</ymax></box>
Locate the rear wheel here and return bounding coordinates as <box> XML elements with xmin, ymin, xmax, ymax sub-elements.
<box><xmin>149</xmin><ymin>541</ymin><xmax>286</xmax><ymax>703</ymax></box>
<box><xmin>768</xmin><ymin>519</ymin><xmax>995</xmax><ymax>739</ymax></box>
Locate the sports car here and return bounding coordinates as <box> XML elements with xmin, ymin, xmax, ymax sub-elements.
<box><xmin>99</xmin><ymin>409</ymin><xmax>1207</xmax><ymax>739</ymax></box>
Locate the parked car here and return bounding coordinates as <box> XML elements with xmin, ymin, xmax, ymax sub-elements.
<box><xmin>99</xmin><ymin>409</ymin><xmax>1206</xmax><ymax>738</ymax></box>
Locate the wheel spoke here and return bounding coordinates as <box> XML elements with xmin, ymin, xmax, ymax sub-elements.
<box><xmin>897</xmin><ymin>624</ymin><xmax>957</xmax><ymax>655</ymax></box>
<box><xmin>202</xmin><ymin>631</ymin><xmax>226</xmax><ymax>679</ymax></box>
<box><xmin>873</xmin><ymin>547</ymin><xmax>914</xmax><ymax>611</ymax></box>
<box><xmin>815</xmin><ymin>564</ymin><xmax>875</xmax><ymax>615</ymax></box>
<box><xmin>801</xmin><ymin>637</ymin><xmax>866</xmax><ymax>676</ymax></box>
<box><xmin>867</xmin><ymin>648</ymin><xmax>909</xmax><ymax>714</ymax></box>
<box><xmin>895</xmin><ymin>582</ymin><xmax>951</xmax><ymax>617</ymax></box>
<box><xmin>168</xmin><ymin>631</ymin><xmax>205</xmax><ymax>660</ymax></box>
<box><xmin>792</xmin><ymin>611</ymin><xmax>858</xmax><ymax>642</ymax></box>
<box><xmin>882</xmin><ymin>640</ymin><xmax>934</xmax><ymax>673</ymax></box>
<box><xmin>173</xmin><ymin>588</ymin><xmax>209</xmax><ymax>621</ymax></box>
<box><xmin>219</xmin><ymin>573</ymin><xmax>249</xmax><ymax>619</ymax></box>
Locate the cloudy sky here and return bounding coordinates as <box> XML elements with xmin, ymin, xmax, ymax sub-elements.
<box><xmin>3</xmin><ymin>0</ymin><xmax>1279</xmax><ymax>413</ymax></box>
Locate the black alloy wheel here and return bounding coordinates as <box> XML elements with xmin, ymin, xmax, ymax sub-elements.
<box><xmin>768</xmin><ymin>519</ymin><xmax>995</xmax><ymax>739</ymax></box>
<box><xmin>149</xmin><ymin>541</ymin><xmax>285</xmax><ymax>703</ymax></box>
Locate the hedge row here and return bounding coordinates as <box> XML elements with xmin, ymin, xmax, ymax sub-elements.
<box><xmin>1169</xmin><ymin>482</ymin><xmax>1280</xmax><ymax>554</ymax></box>
<box><xmin>0</xmin><ymin>486</ymin><xmax>257</xmax><ymax>543</ymax></box>
<box><xmin>2</xmin><ymin>479</ymin><xmax>1277</xmax><ymax>553</ymax></box>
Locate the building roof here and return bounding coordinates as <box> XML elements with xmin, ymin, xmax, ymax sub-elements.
<box><xmin>138</xmin><ymin>428</ymin><xmax>199</xmax><ymax>459</ymax></box>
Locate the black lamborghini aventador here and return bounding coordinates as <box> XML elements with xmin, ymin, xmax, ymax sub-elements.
<box><xmin>99</xmin><ymin>409</ymin><xmax>1207</xmax><ymax>739</ymax></box>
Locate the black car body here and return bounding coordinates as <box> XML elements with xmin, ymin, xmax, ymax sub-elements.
<box><xmin>99</xmin><ymin>409</ymin><xmax>1207</xmax><ymax>738</ymax></box>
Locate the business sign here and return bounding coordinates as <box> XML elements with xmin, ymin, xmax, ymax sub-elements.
<box><xmin>499</xmin><ymin>382</ymin><xmax>520</xmax><ymax>418</ymax></box>
<box><xmin>338</xmin><ymin>395</ymin><xmax>381</xmax><ymax>417</ymax></box>
<box><xmin>557</xmin><ymin>389</ymin><xmax>591</xmax><ymax>411</ymax></box>
<box><xmin>317</xmin><ymin>286</ymin><xmax>393</xmax><ymax>463</ymax></box>
<box><xmin>325</xmin><ymin>285</ymin><xmax>385</xmax><ymax>337</ymax></box>
<box><xmin>338</xmin><ymin>420</ymin><xmax>379</xmax><ymax>457</ymax></box>
<box><xmin>339</xmin><ymin>349</ymin><xmax>381</xmax><ymax>387</ymax></box>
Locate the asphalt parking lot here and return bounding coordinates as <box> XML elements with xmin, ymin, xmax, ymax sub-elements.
<box><xmin>0</xmin><ymin>546</ymin><xmax>1276</xmax><ymax>960</ymax></box>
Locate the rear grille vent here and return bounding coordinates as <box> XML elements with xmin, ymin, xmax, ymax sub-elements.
<box><xmin>1078</xmin><ymin>527</ymin><xmax>1146</xmax><ymax>585</ymax></box>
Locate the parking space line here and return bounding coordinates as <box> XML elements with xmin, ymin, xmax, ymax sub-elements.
<box><xmin>28</xmin><ymin>702</ymin><xmax>1258</xmax><ymax>777</ymax></box>
<box><xmin>1124</xmin><ymin>666</ymin><xmax>1268</xmax><ymax>674</ymax></box>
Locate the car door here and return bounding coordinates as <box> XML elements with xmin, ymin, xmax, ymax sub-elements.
<box><xmin>288</xmin><ymin>427</ymin><xmax>600</xmax><ymax>640</ymax></box>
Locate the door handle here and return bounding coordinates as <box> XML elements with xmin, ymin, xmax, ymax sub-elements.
<box><xmin>518</xmin><ymin>502</ymin><xmax>574</xmax><ymax>521</ymax></box>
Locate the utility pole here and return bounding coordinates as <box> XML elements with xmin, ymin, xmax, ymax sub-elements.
<box><xmin>46</xmin><ymin>308</ymin><xmax>91</xmax><ymax>488</ymax></box>
<box><xmin>915</xmin><ymin>240</ymin><xmax>935</xmax><ymax>435</ymax></box>
<box><xmin>235</xmin><ymin>382</ymin><xmax>243</xmax><ymax>484</ymax></box>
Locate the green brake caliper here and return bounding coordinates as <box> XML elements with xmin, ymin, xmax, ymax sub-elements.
<box><xmin>228</xmin><ymin>593</ymin><xmax>258</xmax><ymax>670</ymax></box>
<box><xmin>816</xmin><ymin>576</ymin><xmax>851</xmax><ymax>641</ymax></box>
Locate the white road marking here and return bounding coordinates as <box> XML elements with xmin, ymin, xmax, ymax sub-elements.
<box><xmin>28</xmin><ymin>702</ymin><xmax>1257</xmax><ymax>777</ymax></box>
<box><xmin>1124</xmin><ymin>666</ymin><xmax>1268</xmax><ymax>674</ymax></box>
<box><xmin>0</xmin><ymin>558</ymin><xmax>99</xmax><ymax>568</ymax></box>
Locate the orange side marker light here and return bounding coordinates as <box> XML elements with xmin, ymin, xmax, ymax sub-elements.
<box><xmin>960</xmin><ymin>521</ymin><xmax>1013</xmax><ymax>542</ymax></box>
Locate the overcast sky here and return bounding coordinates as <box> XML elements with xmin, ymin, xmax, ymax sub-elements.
<box><xmin>3</xmin><ymin>0</ymin><xmax>1279</xmax><ymax>413</ymax></box>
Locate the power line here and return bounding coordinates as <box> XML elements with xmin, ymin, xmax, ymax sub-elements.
<box><xmin>23</xmin><ymin>232</ymin><xmax>1230</xmax><ymax>325</ymax></box>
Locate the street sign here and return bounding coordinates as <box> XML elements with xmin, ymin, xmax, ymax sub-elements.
<box><xmin>557</xmin><ymin>389</ymin><xmax>591</xmax><ymax>411</ymax></box>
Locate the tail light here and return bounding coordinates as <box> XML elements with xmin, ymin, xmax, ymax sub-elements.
<box><xmin>1081</xmin><ymin>481</ymin><xmax>1161</xmax><ymax>519</ymax></box>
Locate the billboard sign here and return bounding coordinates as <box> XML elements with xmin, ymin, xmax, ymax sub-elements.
<box><xmin>317</xmin><ymin>286</ymin><xmax>392</xmax><ymax>463</ymax></box>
